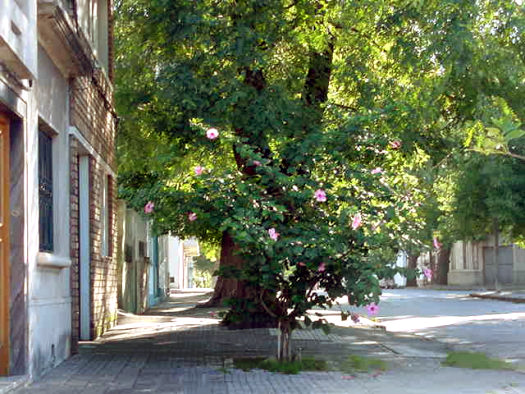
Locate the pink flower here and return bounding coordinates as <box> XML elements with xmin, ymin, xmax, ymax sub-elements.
<box><xmin>297</xmin><ymin>262</ymin><xmax>306</xmax><ymax>267</ymax></box>
<box><xmin>144</xmin><ymin>201</ymin><xmax>154</xmax><ymax>214</ymax></box>
<box><xmin>314</xmin><ymin>189</ymin><xmax>327</xmax><ymax>202</ymax></box>
<box><xmin>206</xmin><ymin>128</ymin><xmax>219</xmax><ymax>140</ymax></box>
<box><xmin>318</xmin><ymin>262</ymin><xmax>326</xmax><ymax>272</ymax></box>
<box><xmin>253</xmin><ymin>160</ymin><xmax>262</xmax><ymax>167</ymax></box>
<box><xmin>371</xmin><ymin>167</ymin><xmax>383</xmax><ymax>175</ymax></box>
<box><xmin>352</xmin><ymin>213</ymin><xmax>362</xmax><ymax>230</ymax></box>
<box><xmin>433</xmin><ymin>236</ymin><xmax>442</xmax><ymax>249</ymax></box>
<box><xmin>208</xmin><ymin>311</ymin><xmax>217</xmax><ymax>318</ymax></box>
<box><xmin>423</xmin><ymin>268</ymin><xmax>433</xmax><ymax>280</ymax></box>
<box><xmin>188</xmin><ymin>212</ymin><xmax>197</xmax><ymax>221</ymax></box>
<box><xmin>194</xmin><ymin>166</ymin><xmax>204</xmax><ymax>175</ymax></box>
<box><xmin>268</xmin><ymin>228</ymin><xmax>279</xmax><ymax>241</ymax></box>
<box><xmin>366</xmin><ymin>303</ymin><xmax>379</xmax><ymax>316</ymax></box>
<box><xmin>390</xmin><ymin>140</ymin><xmax>402</xmax><ymax>149</ymax></box>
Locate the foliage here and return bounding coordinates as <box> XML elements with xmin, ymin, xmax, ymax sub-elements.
<box><xmin>114</xmin><ymin>0</ymin><xmax>525</xmax><ymax>345</ymax></box>
<box><xmin>442</xmin><ymin>352</ymin><xmax>517</xmax><ymax>371</ymax></box>
<box><xmin>191</xmin><ymin>267</ymin><xmax>214</xmax><ymax>288</ymax></box>
<box><xmin>233</xmin><ymin>357</ymin><xmax>330</xmax><ymax>374</ymax></box>
<box><xmin>339</xmin><ymin>355</ymin><xmax>388</xmax><ymax>373</ymax></box>
<box><xmin>192</xmin><ymin>242</ymin><xmax>220</xmax><ymax>288</ymax></box>
<box><xmin>437</xmin><ymin>148</ymin><xmax>525</xmax><ymax>246</ymax></box>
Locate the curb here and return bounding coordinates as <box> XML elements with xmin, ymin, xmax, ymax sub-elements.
<box><xmin>469</xmin><ymin>293</ymin><xmax>525</xmax><ymax>304</ymax></box>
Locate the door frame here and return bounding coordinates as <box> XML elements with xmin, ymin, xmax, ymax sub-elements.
<box><xmin>0</xmin><ymin>113</ymin><xmax>10</xmax><ymax>375</ymax></box>
<box><xmin>79</xmin><ymin>155</ymin><xmax>91</xmax><ymax>340</ymax></box>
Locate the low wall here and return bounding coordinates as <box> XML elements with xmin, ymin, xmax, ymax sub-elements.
<box><xmin>448</xmin><ymin>271</ymin><xmax>484</xmax><ymax>287</ymax></box>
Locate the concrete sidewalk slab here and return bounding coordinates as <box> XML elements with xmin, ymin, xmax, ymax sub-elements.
<box><xmin>13</xmin><ymin>290</ymin><xmax>525</xmax><ymax>393</ymax></box>
<box><xmin>0</xmin><ymin>376</ymin><xmax>27</xmax><ymax>393</ymax></box>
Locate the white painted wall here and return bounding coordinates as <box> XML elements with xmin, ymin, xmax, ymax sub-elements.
<box><xmin>0</xmin><ymin>0</ymin><xmax>37</xmax><ymax>78</ymax></box>
<box><xmin>165</xmin><ymin>237</ymin><xmax>202</xmax><ymax>290</ymax></box>
<box><xmin>27</xmin><ymin>44</ymin><xmax>72</xmax><ymax>377</ymax></box>
<box><xmin>124</xmin><ymin>208</ymin><xmax>149</xmax><ymax>260</ymax></box>
<box><xmin>1</xmin><ymin>0</ymin><xmax>113</xmax><ymax>379</ymax></box>
<box><xmin>393</xmin><ymin>251</ymin><xmax>407</xmax><ymax>287</ymax></box>
<box><xmin>75</xmin><ymin>0</ymin><xmax>109</xmax><ymax>74</ymax></box>
<box><xmin>167</xmin><ymin>237</ymin><xmax>185</xmax><ymax>289</ymax></box>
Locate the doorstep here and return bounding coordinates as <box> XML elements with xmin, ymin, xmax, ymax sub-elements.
<box><xmin>0</xmin><ymin>375</ymin><xmax>27</xmax><ymax>393</ymax></box>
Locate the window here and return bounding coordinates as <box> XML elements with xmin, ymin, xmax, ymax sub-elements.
<box><xmin>88</xmin><ymin>0</ymin><xmax>108</xmax><ymax>72</ymax></box>
<box><xmin>101</xmin><ymin>175</ymin><xmax>111</xmax><ymax>256</ymax></box>
<box><xmin>39</xmin><ymin>130</ymin><xmax>53</xmax><ymax>252</ymax></box>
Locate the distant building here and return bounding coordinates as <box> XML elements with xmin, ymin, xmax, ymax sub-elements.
<box><xmin>0</xmin><ymin>0</ymin><xmax>117</xmax><ymax>379</ymax></box>
<box><xmin>115</xmin><ymin>201</ymin><xmax>202</xmax><ymax>311</ymax></box>
<box><xmin>117</xmin><ymin>202</ymin><xmax>172</xmax><ymax>314</ymax></box>
<box><xmin>448</xmin><ymin>237</ymin><xmax>525</xmax><ymax>288</ymax></box>
<box><xmin>169</xmin><ymin>238</ymin><xmax>201</xmax><ymax>290</ymax></box>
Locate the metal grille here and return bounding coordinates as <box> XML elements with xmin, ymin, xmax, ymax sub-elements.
<box><xmin>39</xmin><ymin>131</ymin><xmax>54</xmax><ymax>252</ymax></box>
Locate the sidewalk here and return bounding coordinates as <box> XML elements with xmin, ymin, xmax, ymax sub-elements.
<box><xmin>0</xmin><ymin>376</ymin><xmax>26</xmax><ymax>394</ymax></box>
<box><xmin>12</xmin><ymin>290</ymin><xmax>525</xmax><ymax>393</ymax></box>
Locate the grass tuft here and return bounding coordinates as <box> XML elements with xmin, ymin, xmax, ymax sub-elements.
<box><xmin>442</xmin><ymin>352</ymin><xmax>516</xmax><ymax>370</ymax></box>
<box><xmin>339</xmin><ymin>355</ymin><xmax>388</xmax><ymax>373</ymax></box>
<box><xmin>233</xmin><ymin>357</ymin><xmax>267</xmax><ymax>372</ymax></box>
<box><xmin>233</xmin><ymin>357</ymin><xmax>330</xmax><ymax>374</ymax></box>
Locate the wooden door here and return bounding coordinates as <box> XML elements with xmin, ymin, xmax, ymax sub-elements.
<box><xmin>0</xmin><ymin>114</ymin><xmax>9</xmax><ymax>375</ymax></box>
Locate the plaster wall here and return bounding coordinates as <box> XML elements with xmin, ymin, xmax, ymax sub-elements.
<box><xmin>158</xmin><ymin>238</ymin><xmax>170</xmax><ymax>297</ymax></box>
<box><xmin>448</xmin><ymin>239</ymin><xmax>525</xmax><ymax>287</ymax></box>
<box><xmin>168</xmin><ymin>237</ymin><xmax>185</xmax><ymax>290</ymax></box>
<box><xmin>27</xmin><ymin>45</ymin><xmax>71</xmax><ymax>378</ymax></box>
<box><xmin>0</xmin><ymin>0</ymin><xmax>37</xmax><ymax>78</ymax></box>
<box><xmin>513</xmin><ymin>246</ymin><xmax>525</xmax><ymax>285</ymax></box>
<box><xmin>447</xmin><ymin>271</ymin><xmax>484</xmax><ymax>287</ymax></box>
<box><xmin>449</xmin><ymin>241</ymin><xmax>483</xmax><ymax>272</ymax></box>
<box><xmin>74</xmin><ymin>0</ymin><xmax>109</xmax><ymax>73</ymax></box>
<box><xmin>124</xmin><ymin>208</ymin><xmax>148</xmax><ymax>259</ymax></box>
<box><xmin>393</xmin><ymin>251</ymin><xmax>407</xmax><ymax>287</ymax></box>
<box><xmin>118</xmin><ymin>204</ymin><xmax>149</xmax><ymax>313</ymax></box>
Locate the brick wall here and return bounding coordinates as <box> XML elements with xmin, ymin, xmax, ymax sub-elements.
<box><xmin>69</xmin><ymin>69</ymin><xmax>117</xmax><ymax>348</ymax></box>
<box><xmin>89</xmin><ymin>157</ymin><xmax>118</xmax><ymax>338</ymax></box>
<box><xmin>70</xmin><ymin>74</ymin><xmax>115</xmax><ymax>167</ymax></box>
<box><xmin>69</xmin><ymin>137</ymin><xmax>80</xmax><ymax>353</ymax></box>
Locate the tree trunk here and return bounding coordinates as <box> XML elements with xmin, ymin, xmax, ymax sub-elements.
<box><xmin>435</xmin><ymin>248</ymin><xmax>450</xmax><ymax>285</ymax></box>
<box><xmin>198</xmin><ymin>231</ymin><xmax>247</xmax><ymax>307</ymax></box>
<box><xmin>198</xmin><ymin>232</ymin><xmax>277</xmax><ymax>328</ymax></box>
<box><xmin>406</xmin><ymin>254</ymin><xmax>419</xmax><ymax>287</ymax></box>
<box><xmin>277</xmin><ymin>320</ymin><xmax>292</xmax><ymax>362</ymax></box>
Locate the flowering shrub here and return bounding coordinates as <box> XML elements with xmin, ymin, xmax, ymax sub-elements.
<box><xmin>129</xmin><ymin>126</ymin><xmax>420</xmax><ymax>350</ymax></box>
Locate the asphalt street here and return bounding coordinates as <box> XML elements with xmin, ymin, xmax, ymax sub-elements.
<box><xmin>357</xmin><ymin>289</ymin><xmax>525</xmax><ymax>362</ymax></box>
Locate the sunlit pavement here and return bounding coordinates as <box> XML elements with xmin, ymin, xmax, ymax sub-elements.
<box><xmin>13</xmin><ymin>289</ymin><xmax>525</xmax><ymax>393</ymax></box>
<box><xmin>355</xmin><ymin>289</ymin><xmax>525</xmax><ymax>363</ymax></box>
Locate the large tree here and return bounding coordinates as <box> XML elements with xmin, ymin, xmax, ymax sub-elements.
<box><xmin>115</xmin><ymin>0</ymin><xmax>524</xmax><ymax>355</ymax></box>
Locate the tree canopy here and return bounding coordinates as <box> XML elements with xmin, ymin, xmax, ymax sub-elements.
<box><xmin>115</xmin><ymin>0</ymin><xmax>525</xmax><ymax>357</ymax></box>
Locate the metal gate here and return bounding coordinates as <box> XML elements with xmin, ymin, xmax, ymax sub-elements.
<box><xmin>484</xmin><ymin>246</ymin><xmax>514</xmax><ymax>286</ymax></box>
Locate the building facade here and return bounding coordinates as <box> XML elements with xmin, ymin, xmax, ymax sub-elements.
<box><xmin>0</xmin><ymin>0</ymin><xmax>116</xmax><ymax>379</ymax></box>
<box><xmin>116</xmin><ymin>201</ymin><xmax>173</xmax><ymax>314</ymax></box>
<box><xmin>448</xmin><ymin>238</ymin><xmax>525</xmax><ymax>288</ymax></box>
